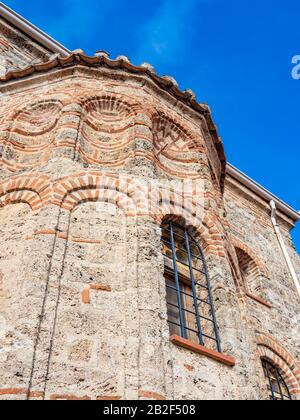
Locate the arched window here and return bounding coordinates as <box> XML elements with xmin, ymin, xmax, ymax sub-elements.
<box><xmin>235</xmin><ymin>247</ymin><xmax>263</xmax><ymax>296</ymax></box>
<box><xmin>262</xmin><ymin>359</ymin><xmax>292</xmax><ymax>400</ymax></box>
<box><xmin>161</xmin><ymin>221</ymin><xmax>221</xmax><ymax>353</ymax></box>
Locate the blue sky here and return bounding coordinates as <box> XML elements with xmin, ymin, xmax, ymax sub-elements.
<box><xmin>5</xmin><ymin>0</ymin><xmax>300</xmax><ymax>250</ymax></box>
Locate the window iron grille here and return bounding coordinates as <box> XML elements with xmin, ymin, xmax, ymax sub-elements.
<box><xmin>162</xmin><ymin>222</ymin><xmax>221</xmax><ymax>353</ymax></box>
<box><xmin>262</xmin><ymin>359</ymin><xmax>292</xmax><ymax>401</ymax></box>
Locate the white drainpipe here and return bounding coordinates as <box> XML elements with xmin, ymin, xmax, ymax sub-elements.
<box><xmin>270</xmin><ymin>200</ymin><xmax>300</xmax><ymax>299</ymax></box>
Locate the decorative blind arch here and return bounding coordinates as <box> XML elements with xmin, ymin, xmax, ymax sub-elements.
<box><xmin>235</xmin><ymin>246</ymin><xmax>263</xmax><ymax>296</ymax></box>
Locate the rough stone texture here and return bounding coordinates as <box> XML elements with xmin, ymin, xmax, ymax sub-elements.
<box><xmin>0</xmin><ymin>20</ymin><xmax>299</xmax><ymax>401</ymax></box>
<box><xmin>224</xmin><ymin>177</ymin><xmax>300</xmax><ymax>368</ymax></box>
<box><xmin>0</xmin><ymin>17</ymin><xmax>52</xmax><ymax>77</ymax></box>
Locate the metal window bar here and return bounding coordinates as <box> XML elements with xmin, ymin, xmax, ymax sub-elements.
<box><xmin>164</xmin><ymin>263</ymin><xmax>209</xmax><ymax>288</ymax></box>
<box><xmin>262</xmin><ymin>360</ymin><xmax>292</xmax><ymax>401</ymax></box>
<box><xmin>163</xmin><ymin>256</ymin><xmax>207</xmax><ymax>276</ymax></box>
<box><xmin>162</xmin><ymin>239</ymin><xmax>205</xmax><ymax>263</ymax></box>
<box><xmin>167</xmin><ymin>320</ymin><xmax>219</xmax><ymax>343</ymax></box>
<box><xmin>166</xmin><ymin>301</ymin><xmax>215</xmax><ymax>323</ymax></box>
<box><xmin>184</xmin><ymin>228</ymin><xmax>205</xmax><ymax>346</ymax></box>
<box><xmin>263</xmin><ymin>360</ymin><xmax>276</xmax><ymax>400</ymax></box>
<box><xmin>166</xmin><ymin>283</ymin><xmax>212</xmax><ymax>306</ymax></box>
<box><xmin>196</xmin><ymin>233</ymin><xmax>222</xmax><ymax>353</ymax></box>
<box><xmin>162</xmin><ymin>222</ymin><xmax>222</xmax><ymax>353</ymax></box>
<box><xmin>274</xmin><ymin>367</ymin><xmax>284</xmax><ymax>400</ymax></box>
<box><xmin>169</xmin><ymin>223</ymin><xmax>187</xmax><ymax>339</ymax></box>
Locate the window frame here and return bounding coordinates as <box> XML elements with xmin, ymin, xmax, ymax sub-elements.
<box><xmin>162</xmin><ymin>221</ymin><xmax>222</xmax><ymax>353</ymax></box>
<box><xmin>262</xmin><ymin>359</ymin><xmax>292</xmax><ymax>401</ymax></box>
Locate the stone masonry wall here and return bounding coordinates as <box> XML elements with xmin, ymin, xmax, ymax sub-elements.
<box><xmin>0</xmin><ymin>64</ymin><xmax>299</xmax><ymax>400</ymax></box>
<box><xmin>224</xmin><ymin>176</ymin><xmax>300</xmax><ymax>397</ymax></box>
<box><xmin>0</xmin><ymin>17</ymin><xmax>52</xmax><ymax>77</ymax></box>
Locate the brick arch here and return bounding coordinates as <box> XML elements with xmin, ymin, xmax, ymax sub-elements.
<box><xmin>76</xmin><ymin>91</ymin><xmax>157</xmax><ymax>123</ymax></box>
<box><xmin>160</xmin><ymin>214</ymin><xmax>210</xmax><ymax>265</ymax></box>
<box><xmin>78</xmin><ymin>93</ymin><xmax>144</xmax><ymax>118</ymax></box>
<box><xmin>230</xmin><ymin>236</ymin><xmax>269</xmax><ymax>280</ymax></box>
<box><xmin>9</xmin><ymin>98</ymin><xmax>63</xmax><ymax>123</ymax></box>
<box><xmin>156</xmin><ymin>207</ymin><xmax>225</xmax><ymax>258</ymax></box>
<box><xmin>0</xmin><ymin>175</ymin><xmax>51</xmax><ymax>211</ymax></box>
<box><xmin>256</xmin><ymin>332</ymin><xmax>300</xmax><ymax>397</ymax></box>
<box><xmin>225</xmin><ymin>249</ymin><xmax>245</xmax><ymax>290</ymax></box>
<box><xmin>74</xmin><ymin>94</ymin><xmax>148</xmax><ymax>166</ymax></box>
<box><xmin>1</xmin><ymin>98</ymin><xmax>65</xmax><ymax>172</ymax></box>
<box><xmin>152</xmin><ymin>111</ymin><xmax>203</xmax><ymax>151</ymax></box>
<box><xmin>1</xmin><ymin>95</ymin><xmax>72</xmax><ymax>142</ymax></box>
<box><xmin>156</xmin><ymin>207</ymin><xmax>203</xmax><ymax>238</ymax></box>
<box><xmin>157</xmin><ymin>197</ymin><xmax>201</xmax><ymax>226</ymax></box>
<box><xmin>236</xmin><ymin>247</ymin><xmax>263</xmax><ymax>295</ymax></box>
<box><xmin>158</xmin><ymin>214</ymin><xmax>206</xmax><ymax>255</ymax></box>
<box><xmin>53</xmin><ymin>172</ymin><xmax>147</xmax><ymax>216</ymax></box>
<box><xmin>2</xmin><ymin>95</ymin><xmax>71</xmax><ymax>140</ymax></box>
<box><xmin>151</xmin><ymin>111</ymin><xmax>207</xmax><ymax>180</ymax></box>
<box><xmin>4</xmin><ymin>98</ymin><xmax>47</xmax><ymax>122</ymax></box>
<box><xmin>5</xmin><ymin>99</ymin><xmax>65</xmax><ymax>147</ymax></box>
<box><xmin>160</xmin><ymin>214</ymin><xmax>202</xmax><ymax>237</ymax></box>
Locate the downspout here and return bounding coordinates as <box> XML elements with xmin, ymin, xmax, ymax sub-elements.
<box><xmin>270</xmin><ymin>200</ymin><xmax>300</xmax><ymax>298</ymax></box>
